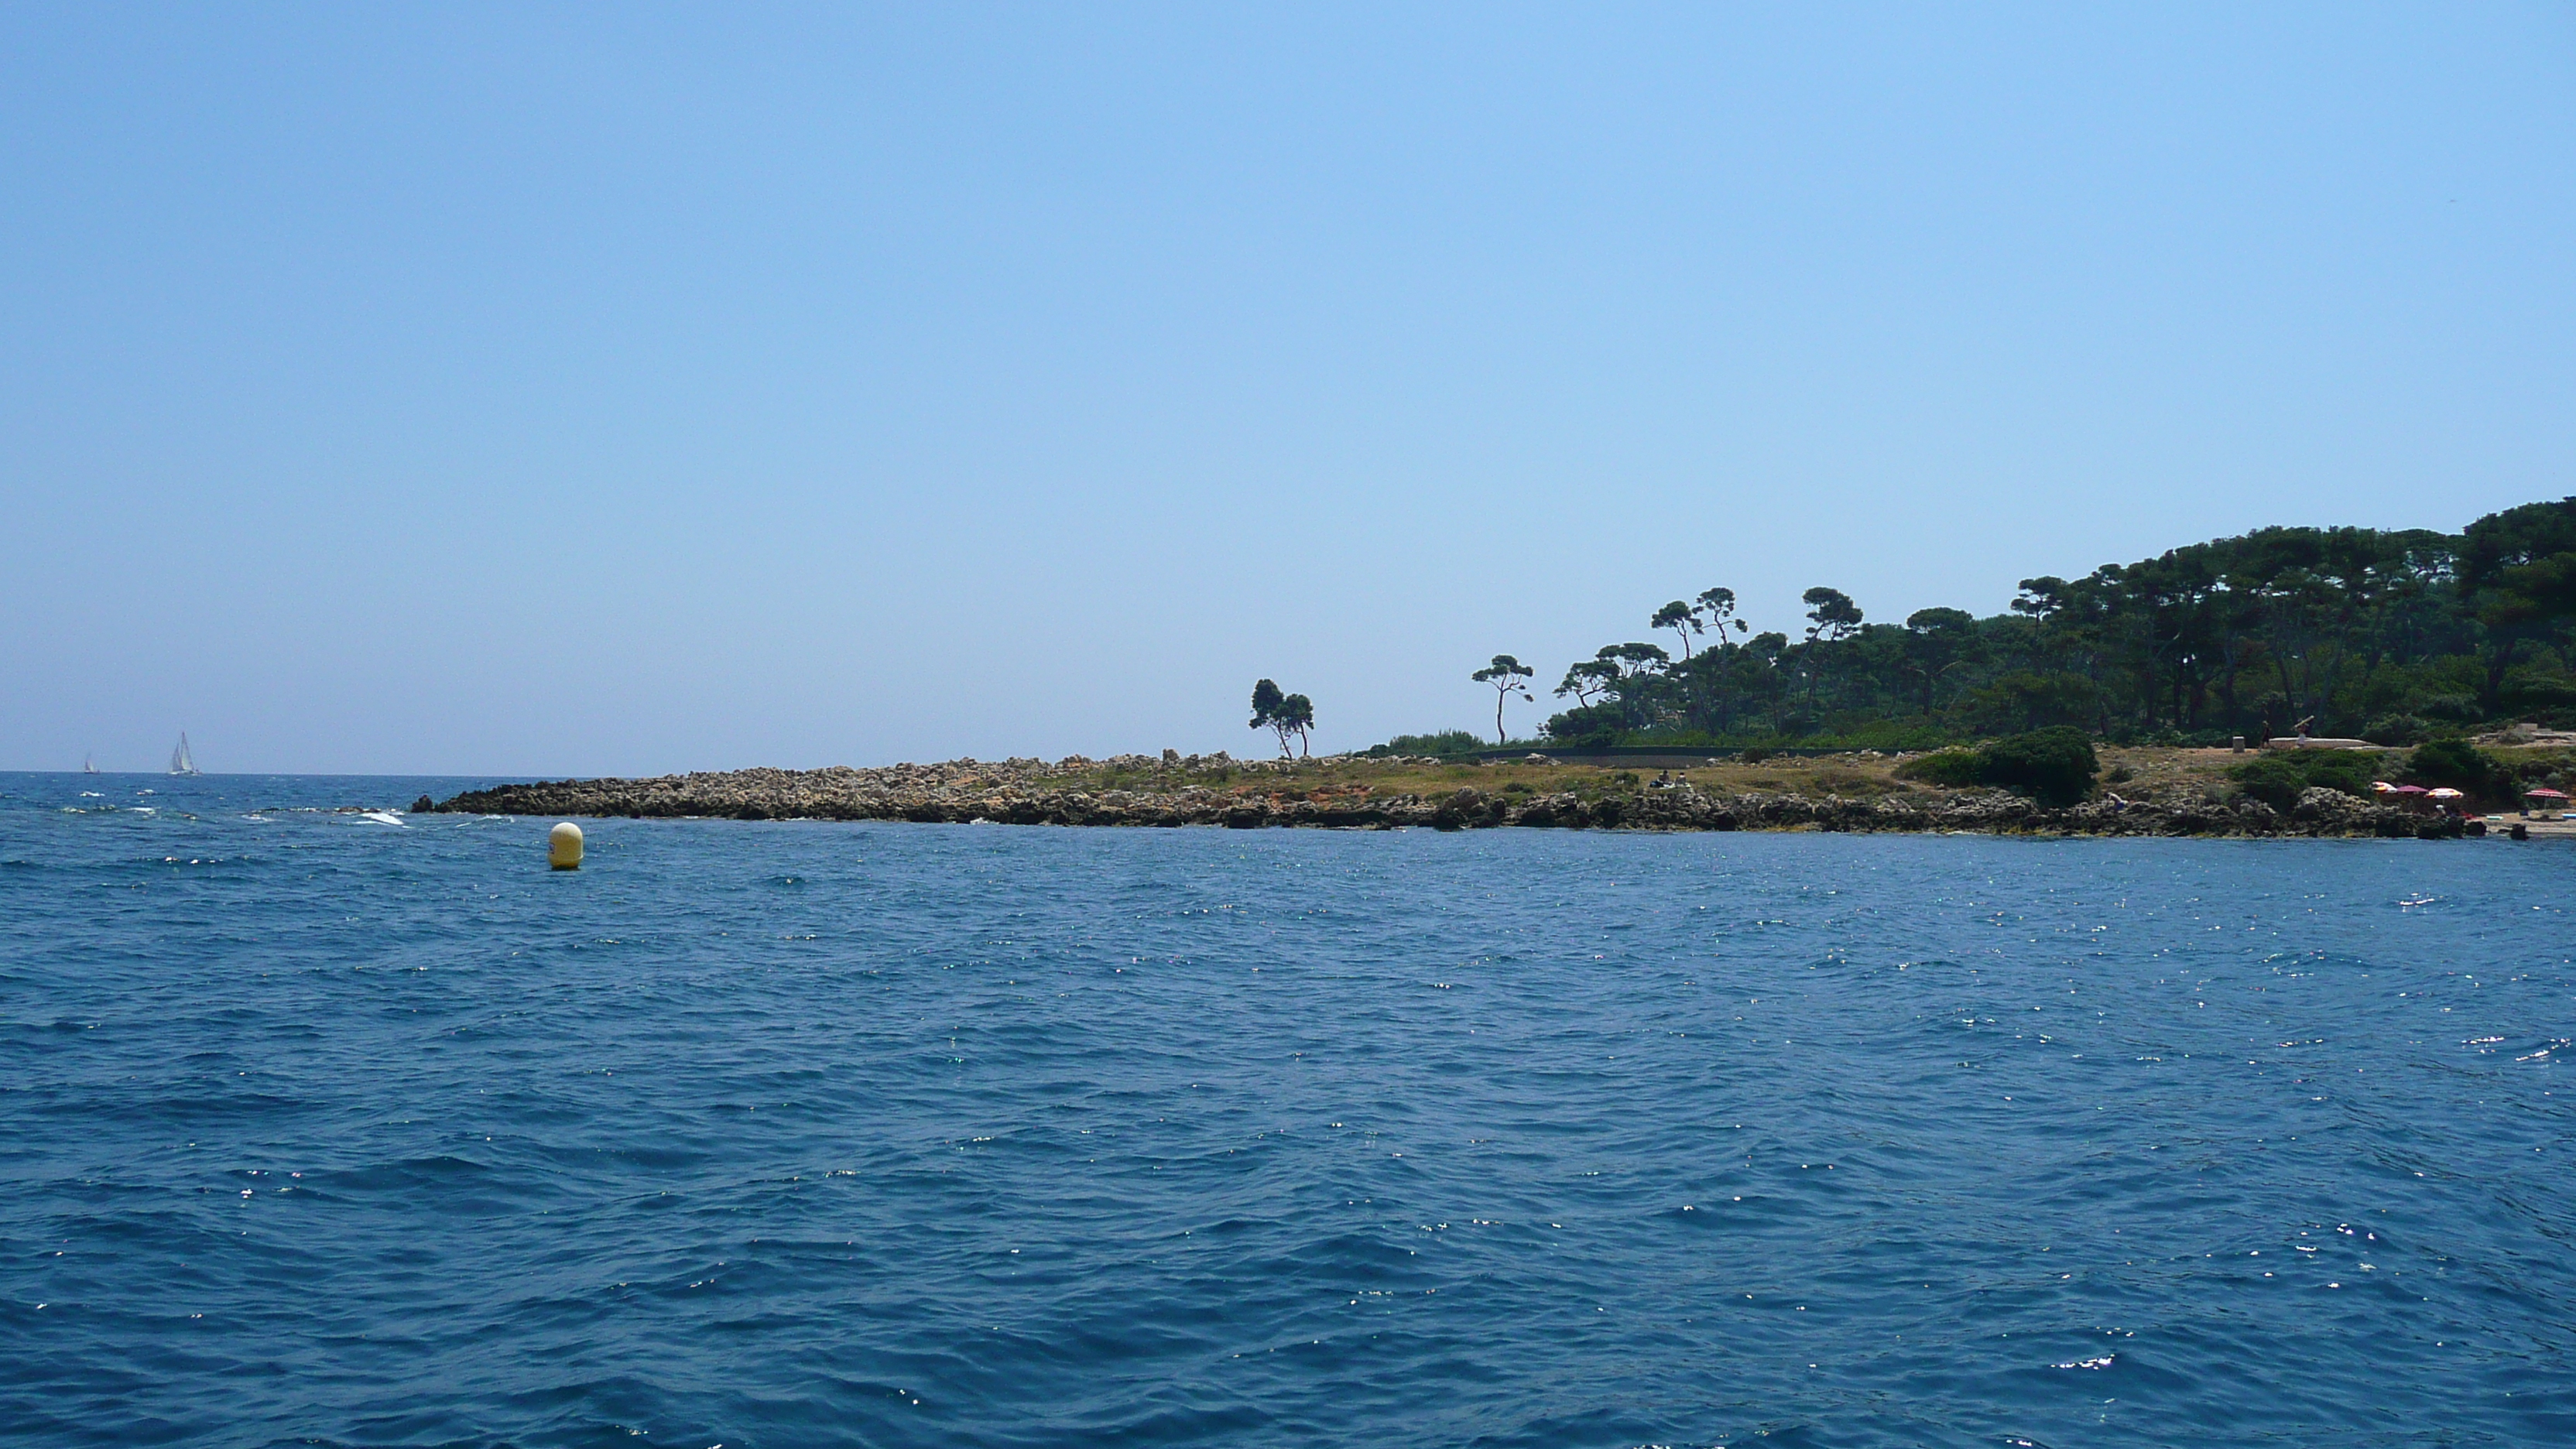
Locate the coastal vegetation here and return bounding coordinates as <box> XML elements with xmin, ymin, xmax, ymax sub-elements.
<box><xmin>426</xmin><ymin>502</ymin><xmax>2576</xmax><ymax>834</ymax></box>
<box><xmin>2221</xmin><ymin>748</ymin><xmax>2386</xmax><ymax>812</ymax></box>
<box><xmin>426</xmin><ymin>738</ymin><xmax>2571</xmax><ymax>837</ymax></box>
<box><xmin>1891</xmin><ymin>727</ymin><xmax>2099</xmax><ymax>807</ymax></box>
<box><xmin>1248</xmin><ymin>680</ymin><xmax>1315</xmax><ymax>759</ymax></box>
<box><xmin>1407</xmin><ymin>497</ymin><xmax>2576</xmax><ymax>756</ymax></box>
<box><xmin>1470</xmin><ymin>656</ymin><xmax>1538</xmax><ymax>743</ymax></box>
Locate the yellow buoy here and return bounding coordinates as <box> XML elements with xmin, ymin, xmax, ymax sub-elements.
<box><xmin>548</xmin><ymin>821</ymin><xmax>584</xmax><ymax>871</ymax></box>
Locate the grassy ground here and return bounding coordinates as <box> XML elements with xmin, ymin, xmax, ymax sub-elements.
<box><xmin>1069</xmin><ymin>744</ymin><xmax>2576</xmax><ymax>810</ymax></box>
<box><xmin>1074</xmin><ymin>750</ymin><xmax>2122</xmax><ymax>803</ymax></box>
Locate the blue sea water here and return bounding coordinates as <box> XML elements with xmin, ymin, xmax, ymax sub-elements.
<box><xmin>1</xmin><ymin>772</ymin><xmax>2571</xmax><ymax>1448</ymax></box>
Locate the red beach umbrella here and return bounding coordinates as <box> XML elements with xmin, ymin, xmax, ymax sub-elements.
<box><xmin>2526</xmin><ymin>787</ymin><xmax>2570</xmax><ymax>799</ymax></box>
<box><xmin>2391</xmin><ymin>784</ymin><xmax>2430</xmax><ymax>795</ymax></box>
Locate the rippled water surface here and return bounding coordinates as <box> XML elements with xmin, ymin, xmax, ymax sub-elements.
<box><xmin>2</xmin><ymin>772</ymin><xmax>2571</xmax><ymax>1447</ymax></box>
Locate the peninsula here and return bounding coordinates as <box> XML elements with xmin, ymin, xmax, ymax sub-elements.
<box><xmin>423</xmin><ymin>747</ymin><xmax>2470</xmax><ymax>838</ymax></box>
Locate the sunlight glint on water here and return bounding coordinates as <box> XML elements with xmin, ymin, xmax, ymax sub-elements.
<box><xmin>1</xmin><ymin>773</ymin><xmax>2570</xmax><ymax>1447</ymax></box>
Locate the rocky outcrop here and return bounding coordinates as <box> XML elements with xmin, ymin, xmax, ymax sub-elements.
<box><xmin>426</xmin><ymin>761</ymin><xmax>2452</xmax><ymax>838</ymax></box>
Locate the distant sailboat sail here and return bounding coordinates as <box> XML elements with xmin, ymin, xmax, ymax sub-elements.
<box><xmin>169</xmin><ymin>733</ymin><xmax>199</xmax><ymax>776</ymax></box>
<box><xmin>84</xmin><ymin>753</ymin><xmax>98</xmax><ymax>773</ymax></box>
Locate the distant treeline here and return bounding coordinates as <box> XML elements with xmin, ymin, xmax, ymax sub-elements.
<box><xmin>1382</xmin><ymin>497</ymin><xmax>2576</xmax><ymax>754</ymax></box>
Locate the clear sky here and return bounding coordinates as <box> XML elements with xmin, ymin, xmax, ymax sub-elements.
<box><xmin>5</xmin><ymin>4</ymin><xmax>2570</xmax><ymax>775</ymax></box>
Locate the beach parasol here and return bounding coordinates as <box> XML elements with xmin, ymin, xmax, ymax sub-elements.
<box><xmin>2391</xmin><ymin>784</ymin><xmax>2429</xmax><ymax>795</ymax></box>
<box><xmin>2427</xmin><ymin>787</ymin><xmax>2465</xmax><ymax>800</ymax></box>
<box><xmin>2526</xmin><ymin>787</ymin><xmax>2570</xmax><ymax>800</ymax></box>
<box><xmin>2371</xmin><ymin>780</ymin><xmax>2398</xmax><ymax>793</ymax></box>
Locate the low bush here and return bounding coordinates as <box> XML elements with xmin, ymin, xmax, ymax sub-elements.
<box><xmin>2228</xmin><ymin>755</ymin><xmax>2311</xmax><ymax>812</ymax></box>
<box><xmin>2500</xmin><ymin>678</ymin><xmax>2576</xmax><ymax>712</ymax></box>
<box><xmin>2363</xmin><ymin>714</ymin><xmax>2429</xmax><ymax>745</ymax></box>
<box><xmin>2228</xmin><ymin>748</ymin><xmax>2390</xmax><ymax>810</ymax></box>
<box><xmin>1538</xmin><ymin>704</ymin><xmax>1626</xmax><ymax>748</ymax></box>
<box><xmin>2298</xmin><ymin>749</ymin><xmax>2384</xmax><ymax>797</ymax></box>
<box><xmin>1362</xmin><ymin>730</ymin><xmax>1485</xmax><ymax>759</ymax></box>
<box><xmin>1975</xmin><ymin>728</ymin><xmax>2100</xmax><ymax>807</ymax></box>
<box><xmin>1894</xmin><ymin>730</ymin><xmax>2098</xmax><ymax>806</ymax></box>
<box><xmin>1893</xmin><ymin>749</ymin><xmax>1981</xmax><ymax>787</ymax></box>
<box><xmin>2407</xmin><ymin>738</ymin><xmax>2498</xmax><ymax>796</ymax></box>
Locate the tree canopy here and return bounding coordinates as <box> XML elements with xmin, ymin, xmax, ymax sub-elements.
<box><xmin>1249</xmin><ymin>679</ymin><xmax>1315</xmax><ymax>758</ymax></box>
<box><xmin>1471</xmin><ymin>655</ymin><xmax>1536</xmax><ymax>744</ymax></box>
<box><xmin>1435</xmin><ymin>498</ymin><xmax>2576</xmax><ymax>751</ymax></box>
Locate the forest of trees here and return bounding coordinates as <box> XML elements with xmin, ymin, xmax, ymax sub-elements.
<box><xmin>1444</xmin><ymin>497</ymin><xmax>2576</xmax><ymax>752</ymax></box>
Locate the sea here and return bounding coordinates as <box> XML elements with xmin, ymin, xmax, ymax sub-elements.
<box><xmin>2</xmin><ymin>772</ymin><xmax>2569</xmax><ymax>1448</ymax></box>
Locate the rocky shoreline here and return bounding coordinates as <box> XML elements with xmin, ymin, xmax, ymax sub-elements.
<box><xmin>423</xmin><ymin>755</ymin><xmax>2463</xmax><ymax>839</ymax></box>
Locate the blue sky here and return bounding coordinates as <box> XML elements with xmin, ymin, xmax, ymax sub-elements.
<box><xmin>4</xmin><ymin>4</ymin><xmax>2570</xmax><ymax>774</ymax></box>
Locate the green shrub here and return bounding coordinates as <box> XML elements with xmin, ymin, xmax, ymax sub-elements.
<box><xmin>1363</xmin><ymin>730</ymin><xmax>1485</xmax><ymax>759</ymax></box>
<box><xmin>2228</xmin><ymin>754</ymin><xmax>2311</xmax><ymax>812</ymax></box>
<box><xmin>1893</xmin><ymin>731</ymin><xmax>2100</xmax><ymax>803</ymax></box>
<box><xmin>2363</xmin><ymin>714</ymin><xmax>2429</xmax><ymax>745</ymax></box>
<box><xmin>1975</xmin><ymin>727</ymin><xmax>2099</xmax><ymax>807</ymax></box>
<box><xmin>1893</xmin><ymin>749</ymin><xmax>1981</xmax><ymax>787</ymax></box>
<box><xmin>1538</xmin><ymin>704</ymin><xmax>1626</xmax><ymax>747</ymax></box>
<box><xmin>2299</xmin><ymin>749</ymin><xmax>2384</xmax><ymax>797</ymax></box>
<box><xmin>2228</xmin><ymin>747</ymin><xmax>2393</xmax><ymax>810</ymax></box>
<box><xmin>1791</xmin><ymin>721</ymin><xmax>1962</xmax><ymax>752</ymax></box>
<box><xmin>2407</xmin><ymin>738</ymin><xmax>2497</xmax><ymax>796</ymax></box>
<box><xmin>2501</xmin><ymin>679</ymin><xmax>2576</xmax><ymax>712</ymax></box>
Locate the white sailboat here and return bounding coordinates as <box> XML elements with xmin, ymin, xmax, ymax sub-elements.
<box><xmin>84</xmin><ymin>753</ymin><xmax>98</xmax><ymax>774</ymax></box>
<box><xmin>169</xmin><ymin>733</ymin><xmax>200</xmax><ymax>776</ymax></box>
